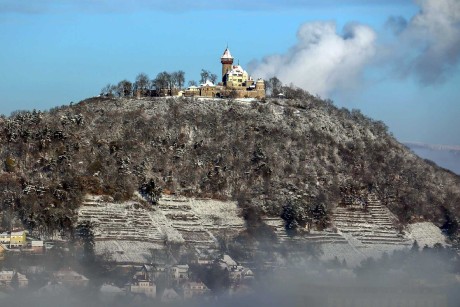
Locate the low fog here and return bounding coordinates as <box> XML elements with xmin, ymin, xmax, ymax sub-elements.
<box><xmin>1</xmin><ymin>244</ymin><xmax>459</xmax><ymax>307</ymax></box>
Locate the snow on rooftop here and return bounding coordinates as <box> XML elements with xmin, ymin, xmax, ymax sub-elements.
<box><xmin>221</xmin><ymin>47</ymin><xmax>233</xmax><ymax>59</ymax></box>
<box><xmin>221</xmin><ymin>254</ymin><xmax>237</xmax><ymax>266</ymax></box>
<box><xmin>228</xmin><ymin>65</ymin><xmax>248</xmax><ymax>75</ymax></box>
<box><xmin>200</xmin><ymin>80</ymin><xmax>215</xmax><ymax>87</ymax></box>
<box><xmin>100</xmin><ymin>283</ymin><xmax>124</xmax><ymax>294</ymax></box>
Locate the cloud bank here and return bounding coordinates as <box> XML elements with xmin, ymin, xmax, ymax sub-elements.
<box><xmin>250</xmin><ymin>0</ymin><xmax>460</xmax><ymax>96</ymax></box>
<box><xmin>391</xmin><ymin>0</ymin><xmax>460</xmax><ymax>84</ymax></box>
<box><xmin>250</xmin><ymin>22</ymin><xmax>376</xmax><ymax>97</ymax></box>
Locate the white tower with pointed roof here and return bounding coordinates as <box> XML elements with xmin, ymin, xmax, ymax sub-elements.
<box><xmin>221</xmin><ymin>47</ymin><xmax>234</xmax><ymax>82</ymax></box>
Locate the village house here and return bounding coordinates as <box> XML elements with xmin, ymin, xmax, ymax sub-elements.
<box><xmin>0</xmin><ymin>271</ymin><xmax>29</xmax><ymax>288</ymax></box>
<box><xmin>29</xmin><ymin>240</ymin><xmax>44</xmax><ymax>253</ymax></box>
<box><xmin>23</xmin><ymin>265</ymin><xmax>45</xmax><ymax>275</ymax></box>
<box><xmin>191</xmin><ymin>254</ymin><xmax>214</xmax><ymax>265</ymax></box>
<box><xmin>168</xmin><ymin>264</ymin><xmax>189</xmax><ymax>283</ymax></box>
<box><xmin>139</xmin><ymin>264</ymin><xmax>167</xmax><ymax>281</ymax></box>
<box><xmin>17</xmin><ymin>273</ymin><xmax>30</xmax><ymax>288</ymax></box>
<box><xmin>125</xmin><ymin>275</ymin><xmax>156</xmax><ymax>298</ymax></box>
<box><xmin>0</xmin><ymin>230</ymin><xmax>27</xmax><ymax>248</ymax></box>
<box><xmin>20</xmin><ymin>239</ymin><xmax>44</xmax><ymax>254</ymax></box>
<box><xmin>184</xmin><ymin>47</ymin><xmax>265</xmax><ymax>99</ymax></box>
<box><xmin>229</xmin><ymin>266</ymin><xmax>254</xmax><ymax>282</ymax></box>
<box><xmin>218</xmin><ymin>254</ymin><xmax>238</xmax><ymax>270</ymax></box>
<box><xmin>182</xmin><ymin>281</ymin><xmax>210</xmax><ymax>299</ymax></box>
<box><xmin>218</xmin><ymin>254</ymin><xmax>254</xmax><ymax>283</ymax></box>
<box><xmin>53</xmin><ymin>268</ymin><xmax>89</xmax><ymax>288</ymax></box>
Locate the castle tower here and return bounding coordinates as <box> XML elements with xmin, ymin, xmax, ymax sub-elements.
<box><xmin>221</xmin><ymin>47</ymin><xmax>234</xmax><ymax>83</ymax></box>
<box><xmin>256</xmin><ymin>79</ymin><xmax>265</xmax><ymax>98</ymax></box>
<box><xmin>256</xmin><ymin>79</ymin><xmax>265</xmax><ymax>91</ymax></box>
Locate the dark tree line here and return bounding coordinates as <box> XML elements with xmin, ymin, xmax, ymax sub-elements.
<box><xmin>281</xmin><ymin>196</ymin><xmax>330</xmax><ymax>236</ymax></box>
<box><xmin>100</xmin><ymin>71</ymin><xmax>186</xmax><ymax>98</ymax></box>
<box><xmin>264</xmin><ymin>76</ymin><xmax>315</xmax><ymax>100</ymax></box>
<box><xmin>100</xmin><ymin>68</ymin><xmax>220</xmax><ymax>98</ymax></box>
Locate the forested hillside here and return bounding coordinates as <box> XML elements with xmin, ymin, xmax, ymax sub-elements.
<box><xmin>0</xmin><ymin>94</ymin><xmax>459</xmax><ymax>244</ymax></box>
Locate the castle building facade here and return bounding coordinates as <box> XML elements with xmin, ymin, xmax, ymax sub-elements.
<box><xmin>184</xmin><ymin>47</ymin><xmax>265</xmax><ymax>99</ymax></box>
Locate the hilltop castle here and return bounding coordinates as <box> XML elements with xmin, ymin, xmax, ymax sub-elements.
<box><xmin>184</xmin><ymin>47</ymin><xmax>265</xmax><ymax>99</ymax></box>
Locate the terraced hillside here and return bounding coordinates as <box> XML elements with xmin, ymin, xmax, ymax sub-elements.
<box><xmin>334</xmin><ymin>193</ymin><xmax>412</xmax><ymax>247</ymax></box>
<box><xmin>328</xmin><ymin>193</ymin><xmax>414</xmax><ymax>266</ymax></box>
<box><xmin>78</xmin><ymin>195</ymin><xmax>245</xmax><ymax>263</ymax></box>
<box><xmin>78</xmin><ymin>191</ymin><xmax>449</xmax><ymax>266</ymax></box>
<box><xmin>78</xmin><ymin>196</ymin><xmax>165</xmax><ymax>263</ymax></box>
<box><xmin>262</xmin><ymin>192</ymin><xmax>447</xmax><ymax>266</ymax></box>
<box><xmin>263</xmin><ymin>217</ymin><xmax>348</xmax><ymax>245</ymax></box>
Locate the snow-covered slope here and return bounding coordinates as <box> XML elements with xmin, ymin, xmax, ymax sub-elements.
<box><xmin>78</xmin><ymin>194</ymin><xmax>245</xmax><ymax>263</ymax></box>
<box><xmin>78</xmin><ymin>193</ymin><xmax>448</xmax><ymax>265</ymax></box>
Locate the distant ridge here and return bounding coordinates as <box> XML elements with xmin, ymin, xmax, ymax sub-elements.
<box><xmin>404</xmin><ymin>142</ymin><xmax>460</xmax><ymax>152</ymax></box>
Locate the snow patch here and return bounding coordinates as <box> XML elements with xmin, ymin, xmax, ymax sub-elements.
<box><xmin>405</xmin><ymin>222</ymin><xmax>448</xmax><ymax>248</ymax></box>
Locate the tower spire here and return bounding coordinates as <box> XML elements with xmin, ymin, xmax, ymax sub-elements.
<box><xmin>221</xmin><ymin>45</ymin><xmax>234</xmax><ymax>82</ymax></box>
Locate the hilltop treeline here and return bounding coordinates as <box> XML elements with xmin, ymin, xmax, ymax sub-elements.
<box><xmin>100</xmin><ymin>69</ymin><xmax>218</xmax><ymax>98</ymax></box>
<box><xmin>0</xmin><ymin>93</ymin><xmax>459</xmax><ymax>243</ymax></box>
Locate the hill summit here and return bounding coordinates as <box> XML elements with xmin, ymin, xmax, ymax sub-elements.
<box><xmin>0</xmin><ymin>94</ymin><xmax>459</xmax><ymax>246</ymax></box>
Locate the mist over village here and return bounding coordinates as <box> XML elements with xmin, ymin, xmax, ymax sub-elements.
<box><xmin>0</xmin><ymin>0</ymin><xmax>459</xmax><ymax>306</ymax></box>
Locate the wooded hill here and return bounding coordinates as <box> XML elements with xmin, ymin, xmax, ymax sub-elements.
<box><xmin>0</xmin><ymin>93</ymin><xmax>459</xmax><ymax>244</ymax></box>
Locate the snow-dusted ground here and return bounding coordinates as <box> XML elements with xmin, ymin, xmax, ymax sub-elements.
<box><xmin>158</xmin><ymin>196</ymin><xmax>245</xmax><ymax>252</ymax></box>
<box><xmin>405</xmin><ymin>222</ymin><xmax>448</xmax><ymax>248</ymax></box>
<box><xmin>79</xmin><ymin>194</ymin><xmax>448</xmax><ymax>266</ymax></box>
<box><xmin>195</xmin><ymin>97</ymin><xmax>257</xmax><ymax>104</ymax></box>
<box><xmin>95</xmin><ymin>240</ymin><xmax>163</xmax><ymax>263</ymax></box>
<box><xmin>78</xmin><ymin>195</ymin><xmax>245</xmax><ymax>263</ymax></box>
<box><xmin>264</xmin><ymin>193</ymin><xmax>449</xmax><ymax>267</ymax></box>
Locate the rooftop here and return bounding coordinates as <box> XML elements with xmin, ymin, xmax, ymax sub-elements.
<box><xmin>221</xmin><ymin>47</ymin><xmax>233</xmax><ymax>60</ymax></box>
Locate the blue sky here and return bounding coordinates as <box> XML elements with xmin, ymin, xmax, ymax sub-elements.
<box><xmin>0</xmin><ymin>0</ymin><xmax>459</xmax><ymax>145</ymax></box>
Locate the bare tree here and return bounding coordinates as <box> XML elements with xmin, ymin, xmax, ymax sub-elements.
<box><xmin>100</xmin><ymin>84</ymin><xmax>113</xmax><ymax>97</ymax></box>
<box><xmin>134</xmin><ymin>73</ymin><xmax>149</xmax><ymax>96</ymax></box>
<box><xmin>100</xmin><ymin>83</ymin><xmax>118</xmax><ymax>97</ymax></box>
<box><xmin>172</xmin><ymin>70</ymin><xmax>185</xmax><ymax>89</ymax></box>
<box><xmin>209</xmin><ymin>73</ymin><xmax>218</xmax><ymax>84</ymax></box>
<box><xmin>116</xmin><ymin>80</ymin><xmax>133</xmax><ymax>97</ymax></box>
<box><xmin>200</xmin><ymin>69</ymin><xmax>211</xmax><ymax>84</ymax></box>
<box><xmin>266</xmin><ymin>76</ymin><xmax>282</xmax><ymax>97</ymax></box>
<box><xmin>154</xmin><ymin>72</ymin><xmax>171</xmax><ymax>91</ymax></box>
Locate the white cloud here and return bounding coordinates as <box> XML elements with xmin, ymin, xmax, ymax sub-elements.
<box><xmin>250</xmin><ymin>0</ymin><xmax>460</xmax><ymax>96</ymax></box>
<box><xmin>393</xmin><ymin>0</ymin><xmax>460</xmax><ymax>84</ymax></box>
<box><xmin>250</xmin><ymin>22</ymin><xmax>376</xmax><ymax>97</ymax></box>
